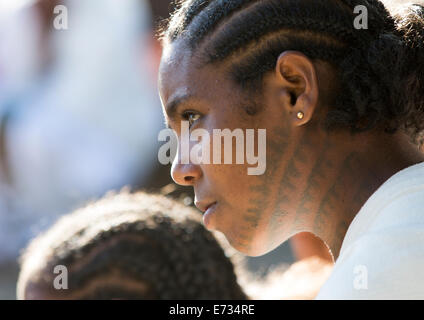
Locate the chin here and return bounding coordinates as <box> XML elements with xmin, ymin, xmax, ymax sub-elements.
<box><xmin>224</xmin><ymin>233</ymin><xmax>272</xmax><ymax>257</ymax></box>
<box><xmin>235</xmin><ymin>244</ymin><xmax>270</xmax><ymax>257</ymax></box>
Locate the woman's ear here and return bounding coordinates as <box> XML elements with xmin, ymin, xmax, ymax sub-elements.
<box><xmin>274</xmin><ymin>51</ymin><xmax>319</xmax><ymax>127</ymax></box>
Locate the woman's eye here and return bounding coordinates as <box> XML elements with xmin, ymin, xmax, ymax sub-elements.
<box><xmin>183</xmin><ymin>111</ymin><xmax>201</xmax><ymax>128</ymax></box>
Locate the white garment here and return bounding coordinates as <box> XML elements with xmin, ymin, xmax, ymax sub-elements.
<box><xmin>316</xmin><ymin>162</ymin><xmax>424</xmax><ymax>299</ymax></box>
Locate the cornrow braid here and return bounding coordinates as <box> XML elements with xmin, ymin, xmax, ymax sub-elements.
<box><xmin>229</xmin><ymin>31</ymin><xmax>348</xmax><ymax>88</ymax></box>
<box><xmin>177</xmin><ymin>0</ymin><xmax>213</xmax><ymax>38</ymax></box>
<box><xmin>180</xmin><ymin>0</ymin><xmax>258</xmax><ymax>44</ymax></box>
<box><xmin>167</xmin><ymin>0</ymin><xmax>391</xmax><ymax>50</ymax></box>
<box><xmin>18</xmin><ymin>192</ymin><xmax>248</xmax><ymax>300</ymax></box>
<box><xmin>204</xmin><ymin>1</ymin><xmax>377</xmax><ymax>62</ymax></box>
<box><xmin>161</xmin><ymin>0</ymin><xmax>424</xmax><ymax>146</ymax></box>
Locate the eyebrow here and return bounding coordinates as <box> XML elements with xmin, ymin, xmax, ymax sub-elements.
<box><xmin>165</xmin><ymin>94</ymin><xmax>194</xmax><ymax>119</ymax></box>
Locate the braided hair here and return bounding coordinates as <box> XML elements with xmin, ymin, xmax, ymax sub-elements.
<box><xmin>160</xmin><ymin>0</ymin><xmax>424</xmax><ymax>146</ymax></box>
<box><xmin>17</xmin><ymin>191</ymin><xmax>248</xmax><ymax>300</ymax></box>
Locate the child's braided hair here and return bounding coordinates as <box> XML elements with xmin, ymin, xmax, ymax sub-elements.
<box><xmin>17</xmin><ymin>191</ymin><xmax>248</xmax><ymax>300</ymax></box>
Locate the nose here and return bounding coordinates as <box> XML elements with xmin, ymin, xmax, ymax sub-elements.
<box><xmin>171</xmin><ymin>159</ymin><xmax>202</xmax><ymax>186</ymax></box>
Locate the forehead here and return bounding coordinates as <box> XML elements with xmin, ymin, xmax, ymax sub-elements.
<box><xmin>159</xmin><ymin>41</ymin><xmax>188</xmax><ymax>99</ymax></box>
<box><xmin>158</xmin><ymin>40</ymin><xmax>227</xmax><ymax>104</ymax></box>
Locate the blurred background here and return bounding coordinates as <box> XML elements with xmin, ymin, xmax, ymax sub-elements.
<box><xmin>0</xmin><ymin>0</ymin><xmax>295</xmax><ymax>299</ymax></box>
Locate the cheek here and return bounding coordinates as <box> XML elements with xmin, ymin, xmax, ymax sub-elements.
<box><xmin>202</xmin><ymin>163</ymin><xmax>251</xmax><ymax>199</ymax></box>
<box><xmin>210</xmin><ymin>171</ymin><xmax>271</xmax><ymax>250</ymax></box>
<box><xmin>197</xmin><ymin>111</ymin><xmax>287</xmax><ymax>254</ymax></box>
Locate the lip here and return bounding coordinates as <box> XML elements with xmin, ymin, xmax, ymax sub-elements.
<box><xmin>204</xmin><ymin>202</ymin><xmax>217</xmax><ymax>213</ymax></box>
<box><xmin>195</xmin><ymin>201</ymin><xmax>217</xmax><ymax>213</ymax></box>
<box><xmin>202</xmin><ymin>202</ymin><xmax>217</xmax><ymax>228</ymax></box>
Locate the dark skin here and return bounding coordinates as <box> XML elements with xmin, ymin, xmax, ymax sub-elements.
<box><xmin>291</xmin><ymin>232</ymin><xmax>333</xmax><ymax>262</ymax></box>
<box><xmin>159</xmin><ymin>39</ymin><xmax>424</xmax><ymax>260</ymax></box>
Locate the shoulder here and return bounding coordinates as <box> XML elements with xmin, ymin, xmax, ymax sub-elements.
<box><xmin>317</xmin><ymin>223</ymin><xmax>424</xmax><ymax>299</ymax></box>
<box><xmin>317</xmin><ymin>163</ymin><xmax>424</xmax><ymax>299</ymax></box>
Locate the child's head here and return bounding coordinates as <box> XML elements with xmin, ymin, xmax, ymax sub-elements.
<box><xmin>17</xmin><ymin>191</ymin><xmax>247</xmax><ymax>299</ymax></box>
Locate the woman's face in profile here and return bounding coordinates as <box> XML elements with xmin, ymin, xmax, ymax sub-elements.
<box><xmin>158</xmin><ymin>41</ymin><xmax>309</xmax><ymax>256</ymax></box>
